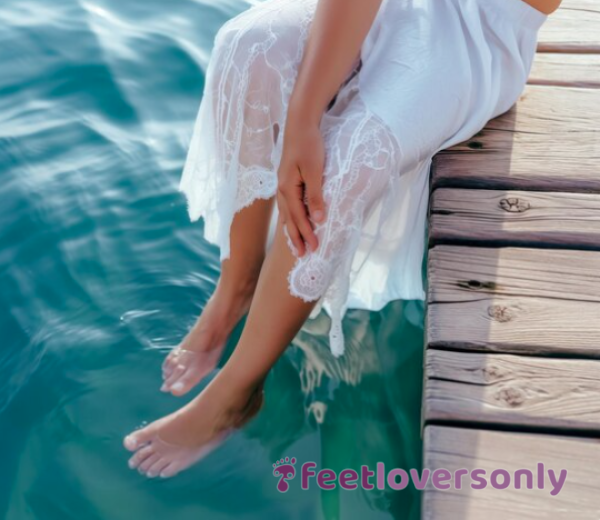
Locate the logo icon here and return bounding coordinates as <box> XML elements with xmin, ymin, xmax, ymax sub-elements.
<box><xmin>273</xmin><ymin>457</ymin><xmax>296</xmax><ymax>492</ymax></box>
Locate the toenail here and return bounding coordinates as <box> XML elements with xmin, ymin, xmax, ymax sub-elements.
<box><xmin>125</xmin><ymin>436</ymin><xmax>137</xmax><ymax>449</ymax></box>
<box><xmin>147</xmin><ymin>472</ymin><xmax>157</xmax><ymax>478</ymax></box>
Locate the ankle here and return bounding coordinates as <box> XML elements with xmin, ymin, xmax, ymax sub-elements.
<box><xmin>216</xmin><ymin>359</ymin><xmax>266</xmax><ymax>397</ymax></box>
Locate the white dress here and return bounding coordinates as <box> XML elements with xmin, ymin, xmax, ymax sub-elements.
<box><xmin>179</xmin><ymin>0</ymin><xmax>548</xmax><ymax>356</ymax></box>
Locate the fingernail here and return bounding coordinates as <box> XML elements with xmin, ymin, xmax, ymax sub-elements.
<box><xmin>172</xmin><ymin>382</ymin><xmax>184</xmax><ymax>392</ymax></box>
<box><xmin>312</xmin><ymin>210</ymin><xmax>324</xmax><ymax>222</ymax></box>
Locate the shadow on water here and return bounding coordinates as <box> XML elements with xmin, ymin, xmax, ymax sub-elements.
<box><xmin>0</xmin><ymin>0</ymin><xmax>425</xmax><ymax>518</ymax></box>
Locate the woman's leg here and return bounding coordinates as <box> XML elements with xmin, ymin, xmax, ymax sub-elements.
<box><xmin>161</xmin><ymin>197</ymin><xmax>273</xmax><ymax>396</ymax></box>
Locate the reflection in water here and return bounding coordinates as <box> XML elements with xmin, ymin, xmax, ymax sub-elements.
<box><xmin>0</xmin><ymin>0</ymin><xmax>424</xmax><ymax>518</ymax></box>
<box><xmin>247</xmin><ymin>299</ymin><xmax>425</xmax><ymax>519</ymax></box>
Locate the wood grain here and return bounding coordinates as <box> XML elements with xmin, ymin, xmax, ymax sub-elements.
<box><xmin>529</xmin><ymin>53</ymin><xmax>600</xmax><ymax>88</ymax></box>
<box><xmin>427</xmin><ymin>295</ymin><xmax>600</xmax><ymax>357</ymax></box>
<box><xmin>427</xmin><ymin>245</ymin><xmax>600</xmax><ymax>304</ymax></box>
<box><xmin>429</xmin><ymin>189</ymin><xmax>600</xmax><ymax>249</ymax></box>
<box><xmin>425</xmin><ymin>349</ymin><xmax>600</xmax><ymax>432</ymax></box>
<box><xmin>538</xmin><ymin>0</ymin><xmax>600</xmax><ymax>53</ymax></box>
<box><xmin>423</xmin><ymin>426</ymin><xmax>600</xmax><ymax>520</ymax></box>
<box><xmin>431</xmin><ymin>86</ymin><xmax>600</xmax><ymax>191</ymax></box>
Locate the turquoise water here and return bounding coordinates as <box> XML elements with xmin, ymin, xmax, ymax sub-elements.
<box><xmin>0</xmin><ymin>1</ymin><xmax>425</xmax><ymax>518</ymax></box>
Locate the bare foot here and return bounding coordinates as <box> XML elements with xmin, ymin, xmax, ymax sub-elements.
<box><xmin>125</xmin><ymin>381</ymin><xmax>264</xmax><ymax>479</ymax></box>
<box><xmin>161</xmin><ymin>283</ymin><xmax>255</xmax><ymax>396</ymax></box>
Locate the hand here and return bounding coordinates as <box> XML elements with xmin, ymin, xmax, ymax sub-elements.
<box><xmin>277</xmin><ymin>119</ymin><xmax>326</xmax><ymax>257</ymax></box>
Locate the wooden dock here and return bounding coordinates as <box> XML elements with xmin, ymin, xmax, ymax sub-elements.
<box><xmin>421</xmin><ymin>1</ymin><xmax>600</xmax><ymax>518</ymax></box>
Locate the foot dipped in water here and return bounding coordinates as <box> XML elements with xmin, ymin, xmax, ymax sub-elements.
<box><xmin>161</xmin><ymin>283</ymin><xmax>255</xmax><ymax>396</ymax></box>
<box><xmin>125</xmin><ymin>380</ymin><xmax>264</xmax><ymax>479</ymax></box>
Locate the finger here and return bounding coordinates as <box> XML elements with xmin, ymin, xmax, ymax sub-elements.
<box><xmin>284</xmin><ymin>217</ymin><xmax>305</xmax><ymax>257</ymax></box>
<box><xmin>287</xmin><ymin>195</ymin><xmax>318</xmax><ymax>252</ymax></box>
<box><xmin>276</xmin><ymin>191</ymin><xmax>290</xmax><ymax>225</ymax></box>
<box><xmin>304</xmin><ymin>175</ymin><xmax>326</xmax><ymax>225</ymax></box>
<box><xmin>277</xmin><ymin>187</ymin><xmax>306</xmax><ymax>256</ymax></box>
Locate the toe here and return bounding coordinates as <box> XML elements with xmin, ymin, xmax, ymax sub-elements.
<box><xmin>161</xmin><ymin>364</ymin><xmax>187</xmax><ymax>392</ymax></box>
<box><xmin>159</xmin><ymin>460</ymin><xmax>183</xmax><ymax>479</ymax></box>
<box><xmin>146</xmin><ymin>457</ymin><xmax>171</xmax><ymax>479</ymax></box>
<box><xmin>128</xmin><ymin>444</ymin><xmax>155</xmax><ymax>469</ymax></box>
<box><xmin>139</xmin><ymin>452</ymin><xmax>162</xmax><ymax>474</ymax></box>
<box><xmin>124</xmin><ymin>423</ymin><xmax>158</xmax><ymax>451</ymax></box>
<box><xmin>161</xmin><ymin>350</ymin><xmax>178</xmax><ymax>379</ymax></box>
<box><xmin>169</xmin><ymin>368</ymin><xmax>198</xmax><ymax>396</ymax></box>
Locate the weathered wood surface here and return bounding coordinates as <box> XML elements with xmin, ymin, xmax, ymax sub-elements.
<box><xmin>429</xmin><ymin>189</ymin><xmax>600</xmax><ymax>249</ymax></box>
<box><xmin>422</xmin><ymin>7</ymin><xmax>600</xmax><ymax>518</ymax></box>
<box><xmin>538</xmin><ymin>0</ymin><xmax>600</xmax><ymax>53</ymax></box>
<box><xmin>427</xmin><ymin>295</ymin><xmax>600</xmax><ymax>357</ymax></box>
<box><xmin>529</xmin><ymin>53</ymin><xmax>600</xmax><ymax>88</ymax></box>
<box><xmin>423</xmin><ymin>426</ymin><xmax>600</xmax><ymax>520</ymax></box>
<box><xmin>431</xmin><ymin>86</ymin><xmax>600</xmax><ymax>191</ymax></box>
<box><xmin>425</xmin><ymin>349</ymin><xmax>600</xmax><ymax>432</ymax></box>
<box><xmin>427</xmin><ymin>245</ymin><xmax>600</xmax><ymax>304</ymax></box>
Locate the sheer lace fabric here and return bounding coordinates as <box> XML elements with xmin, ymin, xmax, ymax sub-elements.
<box><xmin>180</xmin><ymin>0</ymin><xmax>315</xmax><ymax>256</ymax></box>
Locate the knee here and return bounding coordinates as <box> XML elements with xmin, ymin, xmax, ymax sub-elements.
<box><xmin>323</xmin><ymin>111</ymin><xmax>400</xmax><ymax>203</ymax></box>
<box><xmin>213</xmin><ymin>12</ymin><xmax>273</xmax><ymax>60</ymax></box>
<box><xmin>356</xmin><ymin>116</ymin><xmax>401</xmax><ymax>193</ymax></box>
<box><xmin>209</xmin><ymin>13</ymin><xmax>280</xmax><ymax>95</ymax></box>
<box><xmin>212</xmin><ymin>4</ymin><xmax>308</xmax><ymax>77</ymax></box>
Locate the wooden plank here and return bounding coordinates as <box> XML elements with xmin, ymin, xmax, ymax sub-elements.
<box><xmin>427</xmin><ymin>295</ymin><xmax>600</xmax><ymax>357</ymax></box>
<box><xmin>429</xmin><ymin>189</ymin><xmax>600</xmax><ymax>249</ymax></box>
<box><xmin>431</xmin><ymin>86</ymin><xmax>600</xmax><ymax>191</ymax></box>
<box><xmin>423</xmin><ymin>426</ymin><xmax>600</xmax><ymax>520</ymax></box>
<box><xmin>425</xmin><ymin>349</ymin><xmax>600</xmax><ymax>432</ymax></box>
<box><xmin>427</xmin><ymin>245</ymin><xmax>600</xmax><ymax>304</ymax></box>
<box><xmin>538</xmin><ymin>0</ymin><xmax>600</xmax><ymax>53</ymax></box>
<box><xmin>528</xmin><ymin>53</ymin><xmax>600</xmax><ymax>88</ymax></box>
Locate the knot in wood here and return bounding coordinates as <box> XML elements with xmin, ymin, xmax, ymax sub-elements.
<box><xmin>496</xmin><ymin>386</ymin><xmax>525</xmax><ymax>408</ymax></box>
<box><xmin>458</xmin><ymin>279</ymin><xmax>497</xmax><ymax>291</ymax></box>
<box><xmin>482</xmin><ymin>364</ymin><xmax>504</xmax><ymax>382</ymax></box>
<box><xmin>468</xmin><ymin>141</ymin><xmax>483</xmax><ymax>150</ymax></box>
<box><xmin>499</xmin><ymin>197</ymin><xmax>530</xmax><ymax>213</ymax></box>
<box><xmin>488</xmin><ymin>304</ymin><xmax>515</xmax><ymax>322</ymax></box>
